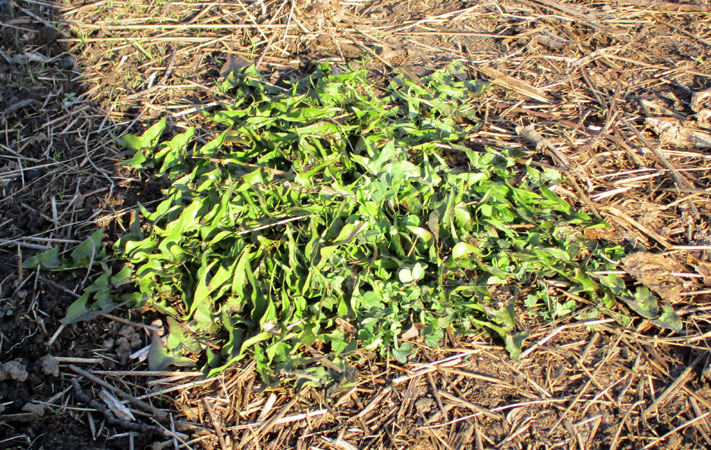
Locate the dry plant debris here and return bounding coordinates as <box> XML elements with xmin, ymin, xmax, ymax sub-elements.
<box><xmin>1</xmin><ymin>0</ymin><xmax>711</xmax><ymax>449</ymax></box>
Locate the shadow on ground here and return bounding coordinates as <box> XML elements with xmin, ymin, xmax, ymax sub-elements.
<box><xmin>0</xmin><ymin>2</ymin><xmax>152</xmax><ymax>448</ymax></box>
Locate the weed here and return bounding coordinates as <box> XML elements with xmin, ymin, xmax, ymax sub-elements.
<box><xmin>29</xmin><ymin>63</ymin><xmax>681</xmax><ymax>385</ymax></box>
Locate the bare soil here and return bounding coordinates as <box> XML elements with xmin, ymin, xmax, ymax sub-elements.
<box><xmin>1</xmin><ymin>1</ymin><xmax>711</xmax><ymax>449</ymax></box>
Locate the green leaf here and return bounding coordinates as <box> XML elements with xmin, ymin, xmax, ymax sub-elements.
<box><xmin>651</xmin><ymin>305</ymin><xmax>682</xmax><ymax>332</ymax></box>
<box><xmin>407</xmin><ymin>226</ymin><xmax>434</xmax><ymax>244</ymax></box>
<box><xmin>191</xmin><ymin>260</ymin><xmax>218</xmax><ymax>318</ymax></box>
<box><xmin>540</xmin><ymin>247</ymin><xmax>571</xmax><ymax>262</ymax></box>
<box><xmin>496</xmin><ymin>300</ymin><xmax>517</xmax><ymax>330</ymax></box>
<box><xmin>633</xmin><ymin>287</ymin><xmax>659</xmax><ymax>319</ymax></box>
<box><xmin>505</xmin><ymin>332</ymin><xmax>528</xmax><ymax>361</ymax></box>
<box><xmin>358</xmin><ymin>291</ymin><xmax>383</xmax><ymax>309</ymax></box>
<box><xmin>148</xmin><ymin>331</ymin><xmax>194</xmax><ymax>371</ymax></box>
<box><xmin>411</xmin><ymin>262</ymin><xmax>425</xmax><ymax>281</ymax></box>
<box><xmin>392</xmin><ymin>342</ymin><xmax>414</xmax><ymax>363</ymax></box>
<box><xmin>61</xmin><ymin>293</ymin><xmax>104</xmax><ymax>325</ymax></box>
<box><xmin>120</xmin><ymin>117</ymin><xmax>167</xmax><ymax>151</ymax></box>
<box><xmin>398</xmin><ymin>267</ymin><xmax>414</xmax><ymax>283</ymax></box>
<box><xmin>600</xmin><ymin>274</ymin><xmax>626</xmax><ymax>294</ymax></box>
<box><xmin>539</xmin><ymin>186</ymin><xmax>571</xmax><ymax>215</ymax></box>
<box><xmin>22</xmin><ymin>247</ymin><xmax>62</xmax><ymax>269</ymax></box>
<box><xmin>618</xmin><ymin>287</ymin><xmax>658</xmax><ymax>319</ymax></box>
<box><xmin>121</xmin><ymin>151</ymin><xmax>147</xmax><ymax>168</ymax></box>
<box><xmin>452</xmin><ymin>242</ymin><xmax>480</xmax><ymax>260</ymax></box>
<box><xmin>70</xmin><ymin>229</ymin><xmax>104</xmax><ymax>267</ymax></box>
<box><xmin>103</xmin><ymin>63</ymin><xmax>634</xmax><ymax>383</ymax></box>
<box><xmin>316</xmin><ymin>245</ymin><xmax>338</xmax><ymax>270</ymax></box>
<box><xmin>110</xmin><ymin>265</ymin><xmax>133</xmax><ymax>287</ymax></box>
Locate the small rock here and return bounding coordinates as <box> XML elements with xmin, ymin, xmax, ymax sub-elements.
<box><xmin>150</xmin><ymin>441</ymin><xmax>172</xmax><ymax>450</ymax></box>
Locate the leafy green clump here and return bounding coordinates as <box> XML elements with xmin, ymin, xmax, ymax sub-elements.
<box><xmin>49</xmin><ymin>63</ymin><xmax>678</xmax><ymax>383</ymax></box>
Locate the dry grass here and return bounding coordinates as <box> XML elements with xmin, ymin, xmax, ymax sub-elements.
<box><xmin>1</xmin><ymin>0</ymin><xmax>711</xmax><ymax>449</ymax></box>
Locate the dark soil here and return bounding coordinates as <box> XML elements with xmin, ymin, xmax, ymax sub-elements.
<box><xmin>0</xmin><ymin>3</ymin><xmax>151</xmax><ymax>449</ymax></box>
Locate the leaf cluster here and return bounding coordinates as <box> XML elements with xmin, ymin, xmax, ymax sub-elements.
<box><xmin>42</xmin><ymin>63</ymin><xmax>680</xmax><ymax>383</ymax></box>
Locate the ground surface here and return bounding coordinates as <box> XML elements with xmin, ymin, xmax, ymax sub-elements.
<box><xmin>1</xmin><ymin>0</ymin><xmax>711</xmax><ymax>449</ymax></box>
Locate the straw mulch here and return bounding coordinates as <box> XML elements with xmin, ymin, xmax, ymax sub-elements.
<box><xmin>1</xmin><ymin>0</ymin><xmax>710</xmax><ymax>449</ymax></box>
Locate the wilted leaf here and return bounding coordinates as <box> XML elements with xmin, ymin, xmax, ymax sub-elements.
<box><xmin>650</xmin><ymin>305</ymin><xmax>683</xmax><ymax>333</ymax></box>
<box><xmin>688</xmin><ymin>256</ymin><xmax>711</xmax><ymax>287</ymax></box>
<box><xmin>618</xmin><ymin>287</ymin><xmax>659</xmax><ymax>319</ymax></box>
<box><xmin>335</xmin><ymin>318</ymin><xmax>357</xmax><ymax>335</ymax></box>
<box><xmin>622</xmin><ymin>252</ymin><xmax>686</xmax><ymax>302</ymax></box>
<box><xmin>400</xmin><ymin>324</ymin><xmax>419</xmax><ymax>341</ymax></box>
<box><xmin>646</xmin><ymin>117</ymin><xmax>711</xmax><ymax>149</ymax></box>
<box><xmin>505</xmin><ymin>332</ymin><xmax>528</xmax><ymax>361</ymax></box>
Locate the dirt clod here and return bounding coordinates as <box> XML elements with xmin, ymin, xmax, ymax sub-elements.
<box><xmin>21</xmin><ymin>402</ymin><xmax>45</xmax><ymax>417</ymax></box>
<box><xmin>0</xmin><ymin>360</ymin><xmax>29</xmax><ymax>382</ymax></box>
<box><xmin>39</xmin><ymin>355</ymin><xmax>60</xmax><ymax>377</ymax></box>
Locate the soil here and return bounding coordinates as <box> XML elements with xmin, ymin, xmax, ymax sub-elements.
<box><xmin>0</xmin><ymin>3</ymin><xmax>151</xmax><ymax>448</ymax></box>
<box><xmin>1</xmin><ymin>0</ymin><xmax>711</xmax><ymax>449</ymax></box>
